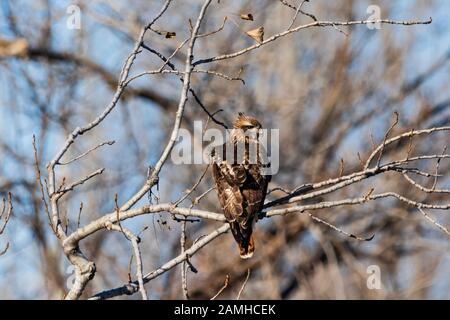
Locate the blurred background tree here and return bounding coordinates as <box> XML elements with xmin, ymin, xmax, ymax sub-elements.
<box><xmin>0</xmin><ymin>0</ymin><xmax>449</xmax><ymax>299</ymax></box>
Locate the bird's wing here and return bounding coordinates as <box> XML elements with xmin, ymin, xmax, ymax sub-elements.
<box><xmin>212</xmin><ymin>140</ymin><xmax>271</xmax><ymax>221</ymax></box>
<box><xmin>212</xmin><ymin>161</ymin><xmax>244</xmax><ymax>222</ymax></box>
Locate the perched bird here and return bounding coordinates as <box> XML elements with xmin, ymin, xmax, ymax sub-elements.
<box><xmin>211</xmin><ymin>113</ymin><xmax>271</xmax><ymax>258</ymax></box>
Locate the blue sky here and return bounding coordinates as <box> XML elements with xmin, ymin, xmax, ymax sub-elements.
<box><xmin>0</xmin><ymin>0</ymin><xmax>449</xmax><ymax>299</ymax></box>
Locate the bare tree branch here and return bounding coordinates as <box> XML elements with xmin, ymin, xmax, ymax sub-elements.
<box><xmin>193</xmin><ymin>18</ymin><xmax>432</xmax><ymax>66</ymax></box>
<box><xmin>90</xmin><ymin>223</ymin><xmax>230</xmax><ymax>300</ymax></box>
<box><xmin>107</xmin><ymin>224</ymin><xmax>148</xmax><ymax>300</ymax></box>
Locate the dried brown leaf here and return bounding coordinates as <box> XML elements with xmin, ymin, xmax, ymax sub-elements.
<box><xmin>0</xmin><ymin>38</ymin><xmax>28</xmax><ymax>57</ymax></box>
<box><xmin>164</xmin><ymin>31</ymin><xmax>176</xmax><ymax>39</ymax></box>
<box><xmin>245</xmin><ymin>26</ymin><xmax>264</xmax><ymax>43</ymax></box>
<box><xmin>240</xmin><ymin>13</ymin><xmax>254</xmax><ymax>21</ymax></box>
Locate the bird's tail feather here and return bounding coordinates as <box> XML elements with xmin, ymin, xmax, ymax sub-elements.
<box><xmin>238</xmin><ymin>235</ymin><xmax>255</xmax><ymax>259</ymax></box>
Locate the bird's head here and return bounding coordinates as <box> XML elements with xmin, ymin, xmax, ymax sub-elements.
<box><xmin>233</xmin><ymin>112</ymin><xmax>262</xmax><ymax>131</ymax></box>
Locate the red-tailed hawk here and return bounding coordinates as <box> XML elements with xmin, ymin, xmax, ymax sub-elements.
<box><xmin>212</xmin><ymin>113</ymin><xmax>271</xmax><ymax>259</ymax></box>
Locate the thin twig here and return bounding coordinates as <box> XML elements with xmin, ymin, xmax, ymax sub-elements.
<box><xmin>267</xmin><ymin>186</ymin><xmax>291</xmax><ymax>195</ymax></box>
<box><xmin>174</xmin><ymin>164</ymin><xmax>210</xmax><ymax>206</ymax></box>
<box><xmin>57</xmin><ymin>168</ymin><xmax>105</xmax><ymax>197</ymax></box>
<box><xmin>365</xmin><ymin>126</ymin><xmax>450</xmax><ymax>170</ymax></box>
<box><xmin>59</xmin><ymin>140</ymin><xmax>115</xmax><ymax>165</ymax></box>
<box><xmin>191</xmin><ymin>187</ymin><xmax>215</xmax><ymax>208</ymax></box>
<box><xmin>287</xmin><ymin>0</ymin><xmax>310</xmax><ymax>30</ymax></box>
<box><xmin>195</xmin><ymin>69</ymin><xmax>245</xmax><ymax>84</ymax></box>
<box><xmin>114</xmin><ymin>194</ymin><xmax>129</xmax><ymax>241</ymax></box>
<box><xmin>0</xmin><ymin>193</ymin><xmax>12</xmax><ymax>234</ymax></box>
<box><xmin>403</xmin><ymin>173</ymin><xmax>450</xmax><ymax>194</ymax></box>
<box><xmin>376</xmin><ymin>111</ymin><xmax>399</xmax><ymax>168</ymax></box>
<box><xmin>77</xmin><ymin>202</ymin><xmax>83</xmax><ymax>229</ymax></box>
<box><xmin>236</xmin><ymin>269</ymin><xmax>251</xmax><ymax>300</ymax></box>
<box><xmin>180</xmin><ymin>220</ymin><xmax>189</xmax><ymax>299</ymax></box>
<box><xmin>158</xmin><ymin>38</ymin><xmax>190</xmax><ymax>72</ymax></box>
<box><xmin>404</xmin><ymin>130</ymin><xmax>414</xmax><ymax>161</ymax></box>
<box><xmin>197</xmin><ymin>16</ymin><xmax>227</xmax><ymax>38</ymax></box>
<box><xmin>0</xmin><ymin>242</ymin><xmax>9</xmax><ymax>256</ymax></box>
<box><xmin>210</xmin><ymin>274</ymin><xmax>230</xmax><ymax>300</ymax></box>
<box><xmin>279</xmin><ymin>0</ymin><xmax>317</xmax><ymax>22</ymax></box>
<box><xmin>306</xmin><ymin>211</ymin><xmax>375</xmax><ymax>241</ymax></box>
<box><xmin>339</xmin><ymin>158</ymin><xmax>345</xmax><ymax>177</ymax></box>
<box><xmin>32</xmin><ymin>135</ymin><xmax>54</xmax><ymax>233</ymax></box>
<box><xmin>432</xmin><ymin>146</ymin><xmax>447</xmax><ymax>190</ymax></box>
<box><xmin>263</xmin><ymin>184</ymin><xmax>313</xmax><ymax>208</ymax></box>
<box><xmin>417</xmin><ymin>208</ymin><xmax>450</xmax><ymax>236</ymax></box>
